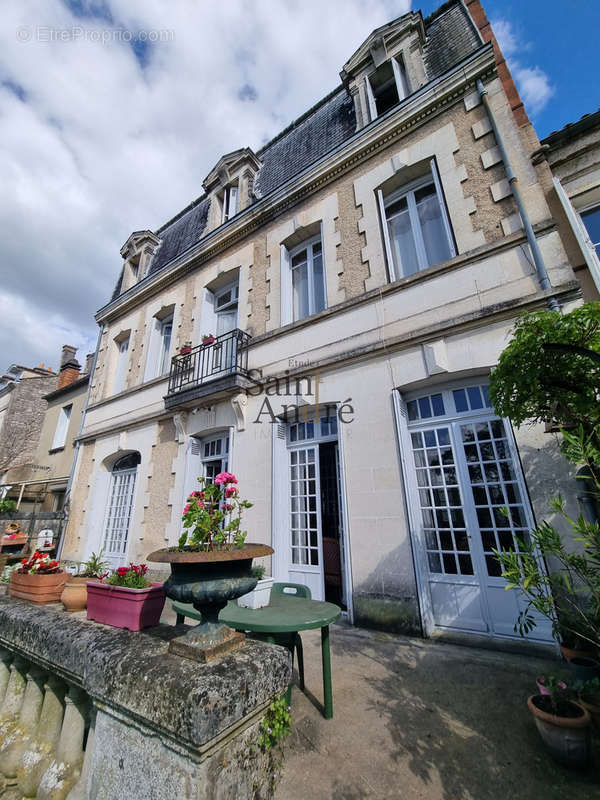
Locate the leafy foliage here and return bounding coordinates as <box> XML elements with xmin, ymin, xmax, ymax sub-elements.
<box><xmin>251</xmin><ymin>564</ymin><xmax>266</xmax><ymax>580</ymax></box>
<box><xmin>178</xmin><ymin>473</ymin><xmax>252</xmax><ymax>551</ymax></box>
<box><xmin>106</xmin><ymin>563</ymin><xmax>151</xmax><ymax>589</ymax></box>
<box><xmin>0</xmin><ymin>499</ymin><xmax>17</xmax><ymax>513</ymax></box>
<box><xmin>257</xmin><ymin>696</ymin><xmax>291</xmax><ymax>750</ymax></box>
<box><xmin>489</xmin><ymin>303</ymin><xmax>600</xmax><ymax>429</ymax></box>
<box><xmin>79</xmin><ymin>549</ymin><xmax>109</xmax><ymax>578</ymax></box>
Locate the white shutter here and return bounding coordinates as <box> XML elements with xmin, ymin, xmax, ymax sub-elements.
<box><xmin>335</xmin><ymin>421</ymin><xmax>354</xmax><ymax>622</ymax></box>
<box><xmin>200</xmin><ymin>288</ymin><xmax>217</xmax><ymax>338</ymax></box>
<box><xmin>271</xmin><ymin>423</ymin><xmax>290</xmax><ymax>582</ymax></box>
<box><xmin>365</xmin><ymin>75</ymin><xmax>377</xmax><ymax>122</ymax></box>
<box><xmin>144</xmin><ymin>319</ymin><xmax>161</xmax><ymax>382</ymax></box>
<box><xmin>377</xmin><ymin>189</ymin><xmax>397</xmax><ymax>281</ymax></box>
<box><xmin>553</xmin><ymin>176</ymin><xmax>600</xmax><ymax>293</ymax></box>
<box><xmin>391</xmin><ymin>389</ymin><xmax>432</xmax><ymax>634</ymax></box>
<box><xmin>430</xmin><ymin>158</ymin><xmax>456</xmax><ymax>258</ymax></box>
<box><xmin>280</xmin><ymin>244</ymin><xmax>293</xmax><ymax>326</ymax></box>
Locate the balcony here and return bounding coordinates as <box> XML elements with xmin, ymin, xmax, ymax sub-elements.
<box><xmin>164</xmin><ymin>329</ymin><xmax>252</xmax><ymax>409</ymax></box>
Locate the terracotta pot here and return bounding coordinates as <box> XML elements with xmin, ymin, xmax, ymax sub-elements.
<box><xmin>60</xmin><ymin>576</ymin><xmax>100</xmax><ymax>612</ymax></box>
<box><xmin>9</xmin><ymin>570</ymin><xmax>67</xmax><ymax>604</ymax></box>
<box><xmin>86</xmin><ymin>582</ymin><xmax>165</xmax><ymax>631</ymax></box>
<box><xmin>579</xmin><ymin>696</ymin><xmax>600</xmax><ymax>730</ymax></box>
<box><xmin>560</xmin><ymin>642</ymin><xmax>597</xmax><ymax>662</ymax></box>
<box><xmin>527</xmin><ymin>695</ymin><xmax>592</xmax><ymax>768</ymax></box>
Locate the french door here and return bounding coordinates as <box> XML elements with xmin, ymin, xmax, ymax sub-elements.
<box><xmin>397</xmin><ymin>384</ymin><xmax>553</xmax><ymax>642</ymax></box>
<box><xmin>288</xmin><ymin>445</ymin><xmax>324</xmax><ymax>598</ymax></box>
<box><xmin>102</xmin><ymin>456</ymin><xmax>139</xmax><ymax>570</ymax></box>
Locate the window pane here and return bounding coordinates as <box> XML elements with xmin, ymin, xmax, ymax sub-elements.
<box><xmin>292</xmin><ymin>259</ymin><xmax>309</xmax><ymax>320</ymax></box>
<box><xmin>581</xmin><ymin>207</ymin><xmax>600</xmax><ymax>256</ymax></box>
<box><xmin>453</xmin><ymin>389</ymin><xmax>468</xmax><ymax>413</ymax></box>
<box><xmin>415</xmin><ymin>184</ymin><xmax>451</xmax><ymax>268</ymax></box>
<box><xmin>312</xmin><ymin>247</ymin><xmax>326</xmax><ymax>313</ymax></box>
<box><xmin>388</xmin><ymin>202</ymin><xmax>419</xmax><ymax>277</ymax></box>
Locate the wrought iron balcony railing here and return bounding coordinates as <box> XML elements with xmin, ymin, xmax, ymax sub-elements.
<box><xmin>165</xmin><ymin>329</ymin><xmax>251</xmax><ymax>406</ymax></box>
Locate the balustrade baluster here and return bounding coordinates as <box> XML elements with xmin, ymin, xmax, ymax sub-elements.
<box><xmin>0</xmin><ymin>649</ymin><xmax>12</xmax><ymax>707</ymax></box>
<box><xmin>65</xmin><ymin>706</ymin><xmax>95</xmax><ymax>800</ymax></box>
<box><xmin>0</xmin><ymin>665</ymin><xmax>45</xmax><ymax>782</ymax></box>
<box><xmin>17</xmin><ymin>674</ymin><xmax>67</xmax><ymax>798</ymax></box>
<box><xmin>37</xmin><ymin>686</ymin><xmax>88</xmax><ymax>800</ymax></box>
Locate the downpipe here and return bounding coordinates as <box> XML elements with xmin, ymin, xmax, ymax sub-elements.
<box><xmin>476</xmin><ymin>79</ymin><xmax>560</xmax><ymax>312</ymax></box>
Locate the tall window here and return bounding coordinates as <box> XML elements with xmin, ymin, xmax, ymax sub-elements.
<box><xmin>114</xmin><ymin>337</ymin><xmax>129</xmax><ymax>394</ymax></box>
<box><xmin>51</xmin><ymin>404</ymin><xmax>72</xmax><ymax>450</ymax></box>
<box><xmin>580</xmin><ymin>205</ymin><xmax>600</xmax><ymax>259</ymax></box>
<box><xmin>289</xmin><ymin>235</ymin><xmax>326</xmax><ymax>322</ymax></box>
<box><xmin>366</xmin><ymin>57</ymin><xmax>408</xmax><ymax>120</ymax></box>
<box><xmin>221</xmin><ymin>185</ymin><xmax>238</xmax><ymax>223</ymax></box>
<box><xmin>379</xmin><ymin>164</ymin><xmax>455</xmax><ymax>280</ymax></box>
<box><xmin>214</xmin><ymin>282</ymin><xmax>239</xmax><ymax>336</ymax></box>
<box><xmin>102</xmin><ymin>453</ymin><xmax>140</xmax><ymax>559</ymax></box>
<box><xmin>158</xmin><ymin>315</ymin><xmax>173</xmax><ymax>375</ymax></box>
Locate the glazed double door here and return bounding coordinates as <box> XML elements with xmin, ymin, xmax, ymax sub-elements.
<box><xmin>407</xmin><ymin>415</ymin><xmax>552</xmax><ymax>641</ymax></box>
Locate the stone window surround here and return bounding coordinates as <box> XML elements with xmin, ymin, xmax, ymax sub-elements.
<box><xmin>143</xmin><ymin>303</ymin><xmax>177</xmax><ymax>383</ymax></box>
<box><xmin>353</xmin><ymin>122</ymin><xmax>485</xmax><ymax>292</ymax></box>
<box><xmin>265</xmin><ymin>192</ymin><xmax>343</xmax><ymax>332</ymax></box>
<box><xmin>111</xmin><ymin>329</ymin><xmax>131</xmax><ymax>396</ymax></box>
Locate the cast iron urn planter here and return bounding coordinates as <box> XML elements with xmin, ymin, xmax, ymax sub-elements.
<box><xmin>148</xmin><ymin>543</ymin><xmax>273</xmax><ymax>662</ymax></box>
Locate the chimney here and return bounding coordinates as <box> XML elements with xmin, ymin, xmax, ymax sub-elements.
<box><xmin>84</xmin><ymin>352</ymin><xmax>94</xmax><ymax>376</ymax></box>
<box><xmin>60</xmin><ymin>345</ymin><xmax>78</xmax><ymax>368</ymax></box>
<box><xmin>57</xmin><ymin>345</ymin><xmax>81</xmax><ymax>389</ymax></box>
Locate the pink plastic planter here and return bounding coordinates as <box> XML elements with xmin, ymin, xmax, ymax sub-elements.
<box><xmin>86</xmin><ymin>581</ymin><xmax>166</xmax><ymax>631</ymax></box>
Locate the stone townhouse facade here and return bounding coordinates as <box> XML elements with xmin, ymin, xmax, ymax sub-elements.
<box><xmin>64</xmin><ymin>1</ymin><xmax>594</xmax><ymax>646</ymax></box>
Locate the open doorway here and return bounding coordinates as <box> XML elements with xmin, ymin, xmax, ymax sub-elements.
<box><xmin>274</xmin><ymin>412</ymin><xmax>348</xmax><ymax>608</ymax></box>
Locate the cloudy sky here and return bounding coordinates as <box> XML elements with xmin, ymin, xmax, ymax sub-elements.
<box><xmin>0</xmin><ymin>0</ymin><xmax>595</xmax><ymax>372</ymax></box>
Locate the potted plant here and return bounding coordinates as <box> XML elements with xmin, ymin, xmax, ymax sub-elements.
<box><xmin>86</xmin><ymin>563</ymin><xmax>165</xmax><ymax>631</ymax></box>
<box><xmin>576</xmin><ymin>677</ymin><xmax>600</xmax><ymax>729</ymax></box>
<box><xmin>9</xmin><ymin>552</ymin><xmax>67</xmax><ymax>603</ymax></box>
<box><xmin>238</xmin><ymin>564</ymin><xmax>274</xmax><ymax>609</ymax></box>
<box><xmin>148</xmin><ymin>472</ymin><xmax>273</xmax><ymax>662</ymax></box>
<box><xmin>536</xmin><ymin>676</ymin><xmax>566</xmax><ymax>696</ymax></box>
<box><xmin>60</xmin><ymin>550</ymin><xmax>109</xmax><ymax>612</ymax></box>
<box><xmin>527</xmin><ymin>676</ymin><xmax>592</xmax><ymax>768</ymax></box>
<box><xmin>1</xmin><ymin>523</ymin><xmax>27</xmax><ymax>548</ymax></box>
<box><xmin>201</xmin><ymin>333</ymin><xmax>215</xmax><ymax>346</ymax></box>
<box><xmin>179</xmin><ymin>341</ymin><xmax>193</xmax><ymax>356</ymax></box>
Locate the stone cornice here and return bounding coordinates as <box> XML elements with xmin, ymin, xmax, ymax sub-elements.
<box><xmin>96</xmin><ymin>44</ymin><xmax>496</xmax><ymax>325</ymax></box>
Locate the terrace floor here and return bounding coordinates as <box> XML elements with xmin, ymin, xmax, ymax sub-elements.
<box><xmin>275</xmin><ymin>624</ymin><xmax>600</xmax><ymax>800</ymax></box>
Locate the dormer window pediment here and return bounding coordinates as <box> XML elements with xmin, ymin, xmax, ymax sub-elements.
<box><xmin>119</xmin><ymin>230</ymin><xmax>160</xmax><ymax>292</ymax></box>
<box><xmin>202</xmin><ymin>147</ymin><xmax>262</xmax><ymax>233</ymax></box>
<box><xmin>340</xmin><ymin>11</ymin><xmax>426</xmax><ymax>130</ymax></box>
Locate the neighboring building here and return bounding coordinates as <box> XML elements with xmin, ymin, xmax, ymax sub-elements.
<box><xmin>33</xmin><ymin>346</ymin><xmax>92</xmax><ymax>512</ymax></box>
<box><xmin>0</xmin><ymin>363</ymin><xmax>56</xmax><ymax>495</ymax></box>
<box><xmin>540</xmin><ymin>110</ymin><xmax>600</xmax><ymax>301</ymax></box>
<box><xmin>65</xmin><ymin>1</ymin><xmax>588</xmax><ymax>647</ymax></box>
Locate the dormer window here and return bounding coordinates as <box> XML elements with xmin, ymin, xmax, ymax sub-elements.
<box><xmin>221</xmin><ymin>184</ymin><xmax>238</xmax><ymax>224</ymax></box>
<box><xmin>366</xmin><ymin>57</ymin><xmax>408</xmax><ymax>121</ymax></box>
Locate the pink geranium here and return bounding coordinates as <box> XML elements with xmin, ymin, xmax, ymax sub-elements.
<box><xmin>214</xmin><ymin>472</ymin><xmax>238</xmax><ymax>486</ymax></box>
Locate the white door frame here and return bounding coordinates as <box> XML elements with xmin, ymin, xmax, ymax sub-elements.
<box><xmin>271</xmin><ymin>409</ymin><xmax>352</xmax><ymax>609</ymax></box>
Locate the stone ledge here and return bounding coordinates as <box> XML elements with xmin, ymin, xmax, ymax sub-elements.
<box><xmin>0</xmin><ymin>595</ymin><xmax>291</xmax><ymax>750</ymax></box>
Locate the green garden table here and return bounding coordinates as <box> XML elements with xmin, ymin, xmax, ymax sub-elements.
<box><xmin>172</xmin><ymin>594</ymin><xmax>341</xmax><ymax>719</ymax></box>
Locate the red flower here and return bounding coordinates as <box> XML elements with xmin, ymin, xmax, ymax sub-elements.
<box><xmin>116</xmin><ymin>567</ymin><xmax>128</xmax><ymax>577</ymax></box>
<box><xmin>225</xmin><ymin>487</ymin><xmax>238</xmax><ymax>498</ymax></box>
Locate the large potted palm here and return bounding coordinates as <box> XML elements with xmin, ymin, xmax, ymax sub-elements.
<box><xmin>148</xmin><ymin>472</ymin><xmax>272</xmax><ymax>662</ymax></box>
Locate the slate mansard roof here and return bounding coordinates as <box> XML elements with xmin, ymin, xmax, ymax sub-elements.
<box><xmin>110</xmin><ymin>1</ymin><xmax>481</xmax><ymax>303</ymax></box>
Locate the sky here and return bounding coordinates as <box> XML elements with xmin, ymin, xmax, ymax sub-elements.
<box><xmin>1</xmin><ymin>0</ymin><xmax>597</xmax><ymax>373</ymax></box>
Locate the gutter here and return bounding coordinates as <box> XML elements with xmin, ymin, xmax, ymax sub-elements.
<box><xmin>476</xmin><ymin>79</ymin><xmax>560</xmax><ymax>312</ymax></box>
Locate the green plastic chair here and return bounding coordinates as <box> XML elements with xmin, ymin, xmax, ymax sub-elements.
<box><xmin>271</xmin><ymin>582</ymin><xmax>312</xmax><ymax>600</ymax></box>
<box><xmin>269</xmin><ymin>583</ymin><xmax>311</xmax><ymax>690</ymax></box>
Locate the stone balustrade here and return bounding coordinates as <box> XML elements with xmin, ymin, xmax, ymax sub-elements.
<box><xmin>0</xmin><ymin>593</ymin><xmax>291</xmax><ymax>799</ymax></box>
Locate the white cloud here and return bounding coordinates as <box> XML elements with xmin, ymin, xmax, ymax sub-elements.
<box><xmin>0</xmin><ymin>0</ymin><xmax>409</xmax><ymax>371</ymax></box>
<box><xmin>491</xmin><ymin>18</ymin><xmax>554</xmax><ymax>117</ymax></box>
